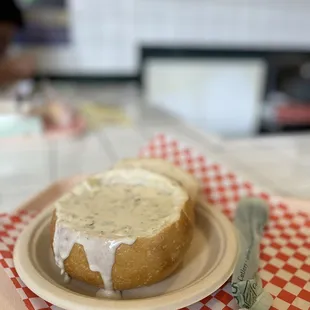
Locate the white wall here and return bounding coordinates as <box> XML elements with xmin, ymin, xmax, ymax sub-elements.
<box><xmin>15</xmin><ymin>0</ymin><xmax>310</xmax><ymax>75</ymax></box>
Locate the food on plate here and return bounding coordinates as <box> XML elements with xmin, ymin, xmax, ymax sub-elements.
<box><xmin>114</xmin><ymin>158</ymin><xmax>200</xmax><ymax>203</ymax></box>
<box><xmin>51</xmin><ymin>168</ymin><xmax>194</xmax><ymax>298</ymax></box>
<box><xmin>29</xmin><ymin>101</ymin><xmax>74</xmax><ymax>128</ymax></box>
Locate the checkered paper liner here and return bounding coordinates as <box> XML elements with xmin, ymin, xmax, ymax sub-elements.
<box><xmin>1</xmin><ymin>133</ymin><xmax>310</xmax><ymax>310</ymax></box>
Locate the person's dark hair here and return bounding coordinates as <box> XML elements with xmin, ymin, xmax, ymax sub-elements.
<box><xmin>0</xmin><ymin>0</ymin><xmax>24</xmax><ymax>28</ymax></box>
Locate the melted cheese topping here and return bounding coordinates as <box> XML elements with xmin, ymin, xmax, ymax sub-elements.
<box><xmin>52</xmin><ymin>169</ymin><xmax>188</xmax><ymax>298</ymax></box>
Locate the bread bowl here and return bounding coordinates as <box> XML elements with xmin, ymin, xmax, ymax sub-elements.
<box><xmin>113</xmin><ymin>158</ymin><xmax>200</xmax><ymax>202</ymax></box>
<box><xmin>51</xmin><ymin>168</ymin><xmax>194</xmax><ymax>298</ymax></box>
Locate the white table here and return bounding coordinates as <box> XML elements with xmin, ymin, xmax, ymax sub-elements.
<box><xmin>220</xmin><ymin>133</ymin><xmax>310</xmax><ymax>199</ymax></box>
<box><xmin>0</xmin><ymin>105</ymin><xmax>216</xmax><ymax>213</ymax></box>
<box><xmin>1</xmin><ymin>85</ymin><xmax>310</xmax><ymax>310</ymax></box>
<box><xmin>1</xmin><ymin>102</ymin><xmax>310</xmax><ymax>213</ymax></box>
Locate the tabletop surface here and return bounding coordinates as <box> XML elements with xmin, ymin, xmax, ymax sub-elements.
<box><xmin>1</xmin><ymin>83</ymin><xmax>310</xmax><ymax>213</ymax></box>
<box><xmin>1</xmin><ymin>84</ymin><xmax>310</xmax><ymax>310</ymax></box>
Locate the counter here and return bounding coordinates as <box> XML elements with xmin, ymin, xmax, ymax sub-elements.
<box><xmin>1</xmin><ymin>96</ymin><xmax>310</xmax><ymax>213</ymax></box>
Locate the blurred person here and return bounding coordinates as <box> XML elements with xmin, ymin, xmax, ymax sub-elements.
<box><xmin>0</xmin><ymin>0</ymin><xmax>35</xmax><ymax>86</ymax></box>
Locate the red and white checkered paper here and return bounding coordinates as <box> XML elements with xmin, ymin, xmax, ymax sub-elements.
<box><xmin>1</xmin><ymin>134</ymin><xmax>310</xmax><ymax>310</ymax></box>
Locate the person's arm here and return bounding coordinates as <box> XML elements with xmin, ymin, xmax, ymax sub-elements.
<box><xmin>0</xmin><ymin>54</ymin><xmax>35</xmax><ymax>85</ymax></box>
<box><xmin>0</xmin><ymin>0</ymin><xmax>34</xmax><ymax>85</ymax></box>
<box><xmin>0</xmin><ymin>0</ymin><xmax>23</xmax><ymax>55</ymax></box>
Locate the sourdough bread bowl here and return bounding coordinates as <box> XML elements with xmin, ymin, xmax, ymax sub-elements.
<box><xmin>50</xmin><ymin>168</ymin><xmax>194</xmax><ymax>294</ymax></box>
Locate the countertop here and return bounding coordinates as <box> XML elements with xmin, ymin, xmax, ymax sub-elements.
<box><xmin>1</xmin><ymin>83</ymin><xmax>310</xmax><ymax>213</ymax></box>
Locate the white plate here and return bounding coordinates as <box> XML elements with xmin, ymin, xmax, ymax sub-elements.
<box><xmin>14</xmin><ymin>200</ymin><xmax>238</xmax><ymax>310</ymax></box>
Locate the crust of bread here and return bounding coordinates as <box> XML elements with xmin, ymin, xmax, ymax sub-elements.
<box><xmin>50</xmin><ymin>190</ymin><xmax>194</xmax><ymax>290</ymax></box>
<box><xmin>113</xmin><ymin>158</ymin><xmax>200</xmax><ymax>202</ymax></box>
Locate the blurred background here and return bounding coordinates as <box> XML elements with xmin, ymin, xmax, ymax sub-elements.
<box><xmin>2</xmin><ymin>0</ymin><xmax>310</xmax><ymax>138</ymax></box>
<box><xmin>2</xmin><ymin>1</ymin><xmax>310</xmax><ymax>211</ymax></box>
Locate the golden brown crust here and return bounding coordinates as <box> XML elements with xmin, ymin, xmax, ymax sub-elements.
<box><xmin>50</xmin><ymin>199</ymin><xmax>194</xmax><ymax>290</ymax></box>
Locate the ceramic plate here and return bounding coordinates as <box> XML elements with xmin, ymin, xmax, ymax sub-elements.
<box><xmin>14</xmin><ymin>200</ymin><xmax>238</xmax><ymax>310</ymax></box>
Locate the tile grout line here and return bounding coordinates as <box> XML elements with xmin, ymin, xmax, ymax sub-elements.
<box><xmin>48</xmin><ymin>141</ymin><xmax>58</xmax><ymax>183</ymax></box>
<box><xmin>95</xmin><ymin>130</ymin><xmax>119</xmax><ymax>163</ymax></box>
<box><xmin>130</xmin><ymin>124</ymin><xmax>149</xmax><ymax>144</ymax></box>
<box><xmin>97</xmin><ymin>126</ymin><xmax>146</xmax><ymax>161</ymax></box>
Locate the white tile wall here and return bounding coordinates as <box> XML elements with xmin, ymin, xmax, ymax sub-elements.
<box><xmin>16</xmin><ymin>0</ymin><xmax>310</xmax><ymax>75</ymax></box>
